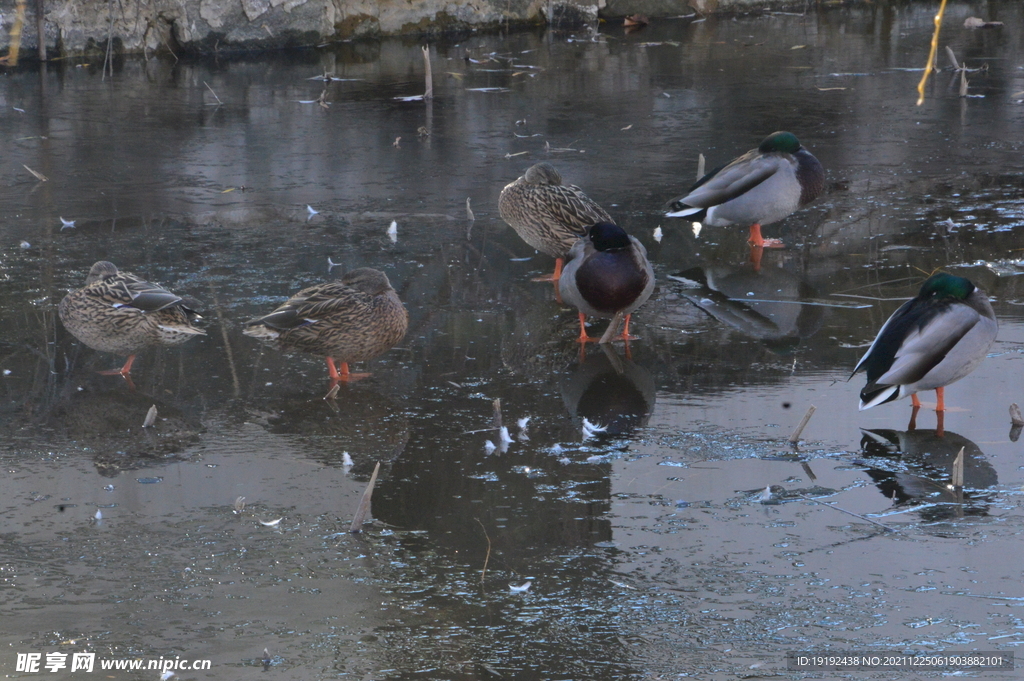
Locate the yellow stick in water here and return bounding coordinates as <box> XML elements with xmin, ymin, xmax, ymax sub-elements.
<box><xmin>916</xmin><ymin>0</ymin><xmax>949</xmax><ymax>106</ymax></box>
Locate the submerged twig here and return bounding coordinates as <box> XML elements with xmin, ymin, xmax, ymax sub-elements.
<box><xmin>23</xmin><ymin>165</ymin><xmax>48</xmax><ymax>182</ymax></box>
<box><xmin>797</xmin><ymin>494</ymin><xmax>898</xmax><ymax>532</ymax></box>
<box><xmin>204</xmin><ymin>81</ymin><xmax>223</xmax><ymax>105</ymax></box>
<box><xmin>492</xmin><ymin>398</ymin><xmax>502</xmax><ymax>430</ymax></box>
<box><xmin>350</xmin><ymin>461</ymin><xmax>380</xmax><ymax>533</ymax></box>
<box><xmin>475</xmin><ymin>518</ymin><xmax>491</xmax><ymax>584</ymax></box>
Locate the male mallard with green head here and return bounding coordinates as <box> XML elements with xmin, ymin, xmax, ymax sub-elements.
<box><xmin>499</xmin><ymin>162</ymin><xmax>613</xmax><ymax>283</ymax></box>
<box><xmin>853</xmin><ymin>273</ymin><xmax>997</xmax><ymax>413</ymax></box>
<box><xmin>666</xmin><ymin>131</ymin><xmax>824</xmax><ymax>252</ymax></box>
<box><xmin>558</xmin><ymin>222</ymin><xmax>655</xmax><ymax>345</ymax></box>
<box><xmin>243</xmin><ymin>268</ymin><xmax>408</xmax><ymax>382</ymax></box>
<box><xmin>58</xmin><ymin>261</ymin><xmax>206</xmax><ymax>377</ymax></box>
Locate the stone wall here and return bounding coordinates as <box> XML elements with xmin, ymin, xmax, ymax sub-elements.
<box><xmin>0</xmin><ymin>0</ymin><xmax>818</xmax><ymax>58</ymax></box>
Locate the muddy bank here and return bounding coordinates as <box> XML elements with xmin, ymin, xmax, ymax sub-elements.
<box><xmin>3</xmin><ymin>0</ymin><xmax>833</xmax><ymax>58</ymax></box>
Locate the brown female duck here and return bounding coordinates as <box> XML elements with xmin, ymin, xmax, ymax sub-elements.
<box><xmin>243</xmin><ymin>268</ymin><xmax>408</xmax><ymax>382</ymax></box>
<box><xmin>498</xmin><ymin>162</ymin><xmax>613</xmax><ymax>282</ymax></box>
<box><xmin>58</xmin><ymin>261</ymin><xmax>206</xmax><ymax>377</ymax></box>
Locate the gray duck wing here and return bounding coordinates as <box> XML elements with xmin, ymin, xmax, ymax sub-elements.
<box><xmin>875</xmin><ymin>304</ymin><xmax>981</xmax><ymax>386</ymax></box>
<box><xmin>679</xmin><ymin>152</ymin><xmax>782</xmax><ymax>208</ymax></box>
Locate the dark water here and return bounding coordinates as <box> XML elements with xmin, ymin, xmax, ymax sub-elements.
<box><xmin>3</xmin><ymin>2</ymin><xmax>1024</xmax><ymax>679</ymax></box>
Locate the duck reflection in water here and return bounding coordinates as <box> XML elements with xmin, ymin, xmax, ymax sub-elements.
<box><xmin>561</xmin><ymin>344</ymin><xmax>655</xmax><ymax>438</ymax></box>
<box><xmin>46</xmin><ymin>382</ymin><xmax>202</xmax><ymax>477</ymax></box>
<box><xmin>860</xmin><ymin>427</ymin><xmax>996</xmax><ymax>521</ymax></box>
<box><xmin>262</xmin><ymin>387</ymin><xmax>409</xmax><ymax>477</ymax></box>
<box><xmin>670</xmin><ymin>261</ymin><xmax>824</xmax><ymax>354</ymax></box>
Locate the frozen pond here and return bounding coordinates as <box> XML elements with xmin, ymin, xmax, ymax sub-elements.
<box><xmin>2</xmin><ymin>2</ymin><xmax>1024</xmax><ymax>678</ymax></box>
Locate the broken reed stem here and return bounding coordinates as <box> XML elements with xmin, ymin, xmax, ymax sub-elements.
<box><xmin>4</xmin><ymin>0</ymin><xmax>25</xmax><ymax>66</ymax></box>
<box><xmin>34</xmin><ymin>0</ymin><xmax>45</xmax><ymax>61</ymax></box>
<box><xmin>475</xmin><ymin>518</ymin><xmax>491</xmax><ymax>584</ymax></box>
<box><xmin>915</xmin><ymin>0</ymin><xmax>949</xmax><ymax>106</ymax></box>
<box><xmin>788</xmin><ymin>405</ymin><xmax>816</xmax><ymax>444</ymax></box>
<box><xmin>1009</xmin><ymin>403</ymin><xmax>1023</xmax><ymax>426</ymax></box>
<box><xmin>797</xmin><ymin>494</ymin><xmax>897</xmax><ymax>533</ymax></box>
<box><xmin>103</xmin><ymin>0</ymin><xmax>113</xmax><ymax>79</ymax></box>
<box><xmin>422</xmin><ymin>45</ymin><xmax>433</xmax><ymax>100</ymax></box>
<box><xmin>951</xmin><ymin>446</ymin><xmax>965</xmax><ymax>489</ymax></box>
<box><xmin>350</xmin><ymin>461</ymin><xmax>380</xmax><ymax>533</ymax></box>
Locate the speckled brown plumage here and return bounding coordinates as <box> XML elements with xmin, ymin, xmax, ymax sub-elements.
<box><xmin>243</xmin><ymin>268</ymin><xmax>408</xmax><ymax>381</ymax></box>
<box><xmin>498</xmin><ymin>162</ymin><xmax>612</xmax><ymax>280</ymax></box>
<box><xmin>58</xmin><ymin>261</ymin><xmax>206</xmax><ymax>376</ymax></box>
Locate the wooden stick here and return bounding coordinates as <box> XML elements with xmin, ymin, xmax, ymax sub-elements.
<box><xmin>788</xmin><ymin>405</ymin><xmax>816</xmax><ymax>444</ymax></box>
<box><xmin>915</xmin><ymin>0</ymin><xmax>949</xmax><ymax>106</ymax></box>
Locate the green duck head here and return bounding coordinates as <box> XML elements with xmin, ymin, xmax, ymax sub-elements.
<box><xmin>758</xmin><ymin>131</ymin><xmax>802</xmax><ymax>155</ymax></box>
<box><xmin>918</xmin><ymin>272</ymin><xmax>975</xmax><ymax>301</ymax></box>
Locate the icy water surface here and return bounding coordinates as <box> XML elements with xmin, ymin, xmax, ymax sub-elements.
<box><xmin>3</xmin><ymin>2</ymin><xmax>1024</xmax><ymax>679</ymax></box>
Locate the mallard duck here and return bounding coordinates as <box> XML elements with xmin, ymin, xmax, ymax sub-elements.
<box><xmin>558</xmin><ymin>222</ymin><xmax>654</xmax><ymax>344</ymax></box>
<box><xmin>58</xmin><ymin>261</ymin><xmax>206</xmax><ymax>377</ymax></box>
<box><xmin>498</xmin><ymin>162</ymin><xmax>613</xmax><ymax>282</ymax></box>
<box><xmin>665</xmin><ymin>131</ymin><xmax>824</xmax><ymax>250</ymax></box>
<box><xmin>853</xmin><ymin>273</ymin><xmax>997</xmax><ymax>413</ymax></box>
<box><xmin>243</xmin><ymin>268</ymin><xmax>408</xmax><ymax>382</ymax></box>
